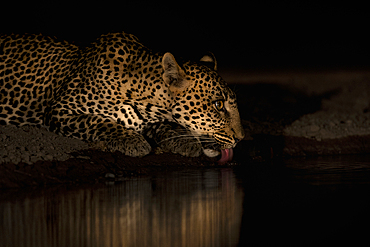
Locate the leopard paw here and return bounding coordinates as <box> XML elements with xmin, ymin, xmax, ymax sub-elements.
<box><xmin>161</xmin><ymin>136</ymin><xmax>202</xmax><ymax>157</ymax></box>
<box><xmin>95</xmin><ymin>133</ymin><xmax>151</xmax><ymax>157</ymax></box>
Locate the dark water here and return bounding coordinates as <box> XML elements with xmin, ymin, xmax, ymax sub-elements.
<box><xmin>1</xmin><ymin>156</ymin><xmax>370</xmax><ymax>247</ymax></box>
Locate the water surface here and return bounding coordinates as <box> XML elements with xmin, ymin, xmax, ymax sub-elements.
<box><xmin>1</xmin><ymin>155</ymin><xmax>370</xmax><ymax>246</ymax></box>
<box><xmin>1</xmin><ymin>169</ymin><xmax>243</xmax><ymax>247</ymax></box>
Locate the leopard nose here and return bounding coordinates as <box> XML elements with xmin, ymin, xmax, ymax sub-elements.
<box><xmin>234</xmin><ymin>137</ymin><xmax>241</xmax><ymax>143</ymax></box>
<box><xmin>232</xmin><ymin>128</ymin><xmax>245</xmax><ymax>143</ymax></box>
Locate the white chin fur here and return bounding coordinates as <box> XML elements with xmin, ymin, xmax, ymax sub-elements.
<box><xmin>203</xmin><ymin>148</ymin><xmax>220</xmax><ymax>157</ymax></box>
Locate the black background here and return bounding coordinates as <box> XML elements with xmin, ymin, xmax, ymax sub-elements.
<box><xmin>2</xmin><ymin>1</ymin><xmax>369</xmax><ymax>70</ymax></box>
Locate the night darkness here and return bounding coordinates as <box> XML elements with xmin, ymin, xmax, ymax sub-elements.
<box><xmin>2</xmin><ymin>3</ymin><xmax>370</xmax><ymax>245</ymax></box>
<box><xmin>2</xmin><ymin>1</ymin><xmax>369</xmax><ymax>70</ymax></box>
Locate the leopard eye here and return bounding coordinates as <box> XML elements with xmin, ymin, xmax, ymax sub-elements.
<box><xmin>214</xmin><ymin>100</ymin><xmax>224</xmax><ymax>111</ymax></box>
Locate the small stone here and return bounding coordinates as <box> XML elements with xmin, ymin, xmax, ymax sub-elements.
<box><xmin>310</xmin><ymin>125</ymin><xmax>320</xmax><ymax>132</ymax></box>
<box><xmin>105</xmin><ymin>173</ymin><xmax>115</xmax><ymax>179</ymax></box>
<box><xmin>30</xmin><ymin>155</ymin><xmax>41</xmax><ymax>163</ymax></box>
<box><xmin>13</xmin><ymin>157</ymin><xmax>21</xmax><ymax>164</ymax></box>
<box><xmin>44</xmin><ymin>154</ymin><xmax>54</xmax><ymax>161</ymax></box>
<box><xmin>76</xmin><ymin>155</ymin><xmax>90</xmax><ymax>159</ymax></box>
<box><xmin>21</xmin><ymin>153</ymin><xmax>30</xmax><ymax>162</ymax></box>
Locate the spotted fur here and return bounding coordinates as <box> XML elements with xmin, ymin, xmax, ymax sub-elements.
<box><xmin>0</xmin><ymin>32</ymin><xmax>244</xmax><ymax>157</ymax></box>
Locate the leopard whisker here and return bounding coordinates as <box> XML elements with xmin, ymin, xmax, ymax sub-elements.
<box><xmin>157</xmin><ymin>134</ymin><xmax>200</xmax><ymax>144</ymax></box>
<box><xmin>157</xmin><ymin>133</ymin><xmax>215</xmax><ymax>145</ymax></box>
<box><xmin>198</xmin><ymin>140</ymin><xmax>217</xmax><ymax>143</ymax></box>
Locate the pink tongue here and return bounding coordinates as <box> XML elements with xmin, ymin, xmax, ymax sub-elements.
<box><xmin>218</xmin><ymin>148</ymin><xmax>234</xmax><ymax>164</ymax></box>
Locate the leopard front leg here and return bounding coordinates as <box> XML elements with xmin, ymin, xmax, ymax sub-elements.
<box><xmin>45</xmin><ymin>111</ymin><xmax>151</xmax><ymax>157</ymax></box>
<box><xmin>144</xmin><ymin>122</ymin><xmax>203</xmax><ymax>157</ymax></box>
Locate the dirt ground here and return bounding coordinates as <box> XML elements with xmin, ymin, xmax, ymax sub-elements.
<box><xmin>1</xmin><ymin>68</ymin><xmax>370</xmax><ymax>188</ymax></box>
<box><xmin>225</xmin><ymin>68</ymin><xmax>370</xmax><ymax>156</ymax></box>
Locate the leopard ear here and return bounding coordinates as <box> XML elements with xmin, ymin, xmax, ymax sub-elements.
<box><xmin>162</xmin><ymin>53</ymin><xmax>189</xmax><ymax>93</ymax></box>
<box><xmin>200</xmin><ymin>52</ymin><xmax>217</xmax><ymax>70</ymax></box>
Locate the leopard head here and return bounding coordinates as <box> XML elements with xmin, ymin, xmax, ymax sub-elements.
<box><xmin>162</xmin><ymin>52</ymin><xmax>245</xmax><ymax>162</ymax></box>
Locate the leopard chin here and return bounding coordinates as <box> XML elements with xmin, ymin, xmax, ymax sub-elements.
<box><xmin>203</xmin><ymin>148</ymin><xmax>220</xmax><ymax>157</ymax></box>
<box><xmin>203</xmin><ymin>148</ymin><xmax>234</xmax><ymax>164</ymax></box>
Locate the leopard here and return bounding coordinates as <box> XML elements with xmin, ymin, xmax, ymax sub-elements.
<box><xmin>0</xmin><ymin>31</ymin><xmax>244</xmax><ymax>162</ymax></box>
